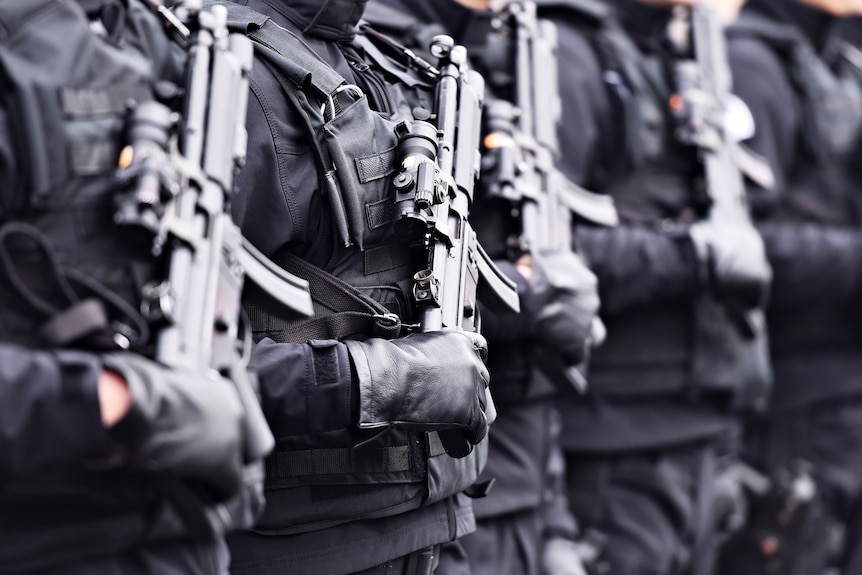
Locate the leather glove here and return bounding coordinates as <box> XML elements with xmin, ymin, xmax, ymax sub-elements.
<box><xmin>101</xmin><ymin>352</ymin><xmax>245</xmax><ymax>502</ymax></box>
<box><xmin>541</xmin><ymin>537</ymin><xmax>590</xmax><ymax>575</ymax></box>
<box><xmin>345</xmin><ymin>330</ymin><xmax>493</xmax><ymax>445</ymax></box>
<box><xmin>525</xmin><ymin>249</ymin><xmax>601</xmax><ymax>364</ymax></box>
<box><xmin>688</xmin><ymin>222</ymin><xmax>771</xmax><ymax>312</ymax></box>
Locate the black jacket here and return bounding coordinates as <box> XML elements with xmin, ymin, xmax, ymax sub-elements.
<box><xmin>225</xmin><ymin>1</ymin><xmax>474</xmax><ymax>572</ymax></box>
<box><xmin>729</xmin><ymin>3</ymin><xmax>862</xmax><ymax>412</ymax></box>
<box><xmin>538</xmin><ymin>2</ymin><xmax>733</xmax><ymax>452</ymax></box>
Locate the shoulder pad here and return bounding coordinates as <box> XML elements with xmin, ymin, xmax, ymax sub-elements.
<box><xmin>361</xmin><ymin>2</ymin><xmax>420</xmax><ymax>36</ymax></box>
<box><xmin>533</xmin><ymin>0</ymin><xmax>612</xmax><ymax>24</ymax></box>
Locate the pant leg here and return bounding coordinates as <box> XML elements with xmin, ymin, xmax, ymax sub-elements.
<box><xmin>726</xmin><ymin>397</ymin><xmax>862</xmax><ymax>575</ymax></box>
<box><xmin>459</xmin><ymin>509</ymin><xmax>543</xmax><ymax>575</ymax></box>
<box><xmin>787</xmin><ymin>397</ymin><xmax>862</xmax><ymax>572</ymax></box>
<box><xmin>436</xmin><ymin>541</ymin><xmax>472</xmax><ymax>575</ymax></box>
<box><xmin>567</xmin><ymin>441</ymin><xmax>719</xmax><ymax>575</ymax></box>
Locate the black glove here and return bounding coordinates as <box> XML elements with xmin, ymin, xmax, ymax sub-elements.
<box><xmin>101</xmin><ymin>353</ymin><xmax>245</xmax><ymax>502</ymax></box>
<box><xmin>345</xmin><ymin>330</ymin><xmax>493</xmax><ymax>445</ymax></box>
<box><xmin>688</xmin><ymin>222</ymin><xmax>771</xmax><ymax>312</ymax></box>
<box><xmin>525</xmin><ymin>250</ymin><xmax>601</xmax><ymax>364</ymax></box>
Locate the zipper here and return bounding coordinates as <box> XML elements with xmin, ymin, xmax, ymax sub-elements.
<box><xmin>348</xmin><ymin>59</ymin><xmax>395</xmax><ymax>118</ymax></box>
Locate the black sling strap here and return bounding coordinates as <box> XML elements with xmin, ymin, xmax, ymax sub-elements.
<box><xmin>247</xmin><ymin>251</ymin><xmax>402</xmax><ymax>342</ymax></box>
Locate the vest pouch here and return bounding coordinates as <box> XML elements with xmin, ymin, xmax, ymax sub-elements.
<box><xmin>426</xmin><ymin>433</ymin><xmax>488</xmax><ymax>505</ymax></box>
<box><xmin>252</xmin><ymin>429</ymin><xmax>429</xmax><ymax>535</ymax></box>
<box><xmin>689</xmin><ymin>297</ymin><xmax>772</xmax><ymax>411</ymax></box>
<box><xmin>320</xmin><ymin>94</ymin><xmax>400</xmax><ymax>254</ymax></box>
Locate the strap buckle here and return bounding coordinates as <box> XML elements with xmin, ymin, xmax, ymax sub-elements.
<box><xmin>372</xmin><ymin>312</ymin><xmax>400</xmax><ymax>327</ymax></box>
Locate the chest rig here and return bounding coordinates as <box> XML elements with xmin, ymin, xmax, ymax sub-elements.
<box><xmin>221</xmin><ymin>3</ymin><xmax>488</xmax><ymax>535</ymax></box>
<box><xmin>0</xmin><ymin>0</ymin><xmax>181</xmax><ymax>352</ymax></box>
<box><xmin>731</xmin><ymin>13</ymin><xmax>862</xmax><ymax>227</ymax></box>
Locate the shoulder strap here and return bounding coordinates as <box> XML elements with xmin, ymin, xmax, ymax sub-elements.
<box><xmin>247</xmin><ymin>251</ymin><xmax>402</xmax><ymax>342</ymax></box>
<box><xmin>215</xmin><ymin>1</ymin><xmax>346</xmax><ymax>97</ymax></box>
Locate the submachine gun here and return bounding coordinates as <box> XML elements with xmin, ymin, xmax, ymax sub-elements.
<box><xmin>117</xmin><ymin>0</ymin><xmax>313</xmax><ymax>532</ymax></box>
<box><xmin>665</xmin><ymin>4</ymin><xmax>772</xmax><ymax>409</ymax></box>
<box><xmin>481</xmin><ymin>0</ymin><xmax>618</xmax><ymax>393</ymax></box>
<box><xmin>391</xmin><ymin>36</ymin><xmax>521</xmax><ymax>457</ymax></box>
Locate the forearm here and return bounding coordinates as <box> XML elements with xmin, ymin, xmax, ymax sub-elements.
<box><xmin>577</xmin><ymin>225</ymin><xmax>699</xmax><ymax>315</ymax></box>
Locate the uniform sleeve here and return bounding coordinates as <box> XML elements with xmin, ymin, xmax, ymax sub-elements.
<box><xmin>234</xmin><ymin>60</ymin><xmax>355</xmax><ymax>438</ymax></box>
<box><xmin>758</xmin><ymin>222</ymin><xmax>862</xmax><ymax>310</ymax></box>
<box><xmin>0</xmin><ymin>346</ymin><xmax>110</xmax><ymax>476</ymax></box>
<box><xmin>577</xmin><ymin>225</ymin><xmax>699</xmax><ymax>316</ymax></box>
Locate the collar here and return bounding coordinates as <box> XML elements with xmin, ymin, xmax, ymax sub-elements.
<box><xmin>254</xmin><ymin>0</ymin><xmax>368</xmax><ymax>41</ymax></box>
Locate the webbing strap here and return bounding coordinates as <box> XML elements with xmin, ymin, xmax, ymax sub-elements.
<box><xmin>218</xmin><ymin>1</ymin><xmax>346</xmax><ymax>97</ymax></box>
<box><xmin>266</xmin><ymin>445</ymin><xmax>411</xmax><ymax>478</ymax></box>
<box><xmin>355</xmin><ymin>147</ymin><xmax>398</xmax><ymax>184</ymax></box>
<box><xmin>247</xmin><ymin>251</ymin><xmax>402</xmax><ymax>342</ymax></box>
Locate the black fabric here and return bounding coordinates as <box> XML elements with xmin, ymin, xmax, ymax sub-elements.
<box><xmin>565</xmin><ymin>441</ymin><xmax>721</xmax><ymax>575</ymax></box>
<box><xmin>0</xmin><ymin>0</ymin><xmax>248</xmax><ymax>571</ymax></box>
<box><xmin>740</xmin><ymin>397</ymin><xmax>862</xmax><ymax>574</ymax></box>
<box><xmin>368</xmin><ymin>0</ymin><xmax>493</xmax><ymax>53</ymax></box>
<box><xmin>0</xmin><ymin>346</ymin><xmax>107</xmax><ymax>476</ymax></box>
<box><xmin>728</xmin><ymin>13</ymin><xmax>862</xmax><ymax>409</ymax></box>
<box><xmin>24</xmin><ymin>538</ymin><xmax>230</xmax><ymax>575</ymax></box>
<box><xmin>471</xmin><ymin>401</ymin><xmax>551</xmax><ymax>520</ymax></box>
<box><xmin>745</xmin><ymin>0</ymin><xmax>836</xmax><ymax>51</ymax></box>
<box><xmin>228</xmin><ymin>496</ymin><xmax>476</xmax><ymax>575</ymax></box>
<box><xmin>460</xmin><ymin>509</ymin><xmax>544</xmax><ymax>575</ymax></box>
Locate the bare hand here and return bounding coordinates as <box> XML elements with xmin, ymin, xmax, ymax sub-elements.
<box><xmin>97</xmin><ymin>369</ymin><xmax>131</xmax><ymax>428</ymax></box>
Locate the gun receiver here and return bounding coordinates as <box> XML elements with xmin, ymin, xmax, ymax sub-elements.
<box><xmin>393</xmin><ymin>36</ymin><xmax>520</xmax><ymax>457</ymax></box>
<box><xmin>118</xmin><ymin>2</ymin><xmax>313</xmax><ymax>472</ymax></box>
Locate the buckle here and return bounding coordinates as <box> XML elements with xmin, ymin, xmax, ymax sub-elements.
<box><xmin>372</xmin><ymin>312</ymin><xmax>400</xmax><ymax>327</ymax></box>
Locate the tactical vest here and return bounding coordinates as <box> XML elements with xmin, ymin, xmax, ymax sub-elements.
<box><xmin>219</xmin><ymin>2</ymin><xmax>487</xmax><ymax>535</ymax></box>
<box><xmin>0</xmin><ymin>1</ymin><xmax>243</xmax><ymax>571</ymax></box>
<box><xmin>730</xmin><ymin>13</ymin><xmax>862</xmax><ymax>227</ymax></box>
<box><xmin>533</xmin><ymin>0</ymin><xmax>771</xmax><ymax>409</ymax></box>
<box><xmin>0</xmin><ymin>0</ymin><xmax>174</xmax><ymax>350</ymax></box>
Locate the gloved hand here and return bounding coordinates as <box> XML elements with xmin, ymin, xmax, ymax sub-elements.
<box><xmin>101</xmin><ymin>352</ymin><xmax>245</xmax><ymax>502</ymax></box>
<box><xmin>524</xmin><ymin>249</ymin><xmax>601</xmax><ymax>364</ymax></box>
<box><xmin>688</xmin><ymin>222</ymin><xmax>771</xmax><ymax>312</ymax></box>
<box><xmin>541</xmin><ymin>537</ymin><xmax>591</xmax><ymax>575</ymax></box>
<box><xmin>345</xmin><ymin>330</ymin><xmax>493</xmax><ymax>445</ymax></box>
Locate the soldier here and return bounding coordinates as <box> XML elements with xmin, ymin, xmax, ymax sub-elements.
<box><xmin>532</xmin><ymin>0</ymin><xmax>772</xmax><ymax>573</ymax></box>
<box><xmin>722</xmin><ymin>1</ymin><xmax>862</xmax><ymax>573</ymax></box>
<box><xmin>0</xmin><ymin>1</ymin><xmax>254</xmax><ymax>573</ymax></box>
<box><xmin>362</xmin><ymin>1</ymin><xmax>605</xmax><ymax>574</ymax></box>
<box><xmin>216</xmin><ymin>0</ymin><xmax>504</xmax><ymax>573</ymax></box>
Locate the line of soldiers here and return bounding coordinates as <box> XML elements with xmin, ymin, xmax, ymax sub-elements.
<box><xmin>2</xmin><ymin>0</ymin><xmax>862</xmax><ymax>574</ymax></box>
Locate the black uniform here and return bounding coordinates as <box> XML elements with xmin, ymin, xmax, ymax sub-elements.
<box><xmin>535</xmin><ymin>2</ymin><xmax>764</xmax><ymax>573</ymax></box>
<box><xmin>221</xmin><ymin>0</ymin><xmax>494</xmax><ymax>573</ymax></box>
<box><xmin>0</xmin><ymin>3</ymin><xmax>246</xmax><ymax>573</ymax></box>
<box><xmin>362</xmin><ymin>2</ymin><xmax>600</xmax><ymax>574</ymax></box>
<box><xmin>726</xmin><ymin>2</ymin><xmax>862</xmax><ymax>572</ymax></box>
